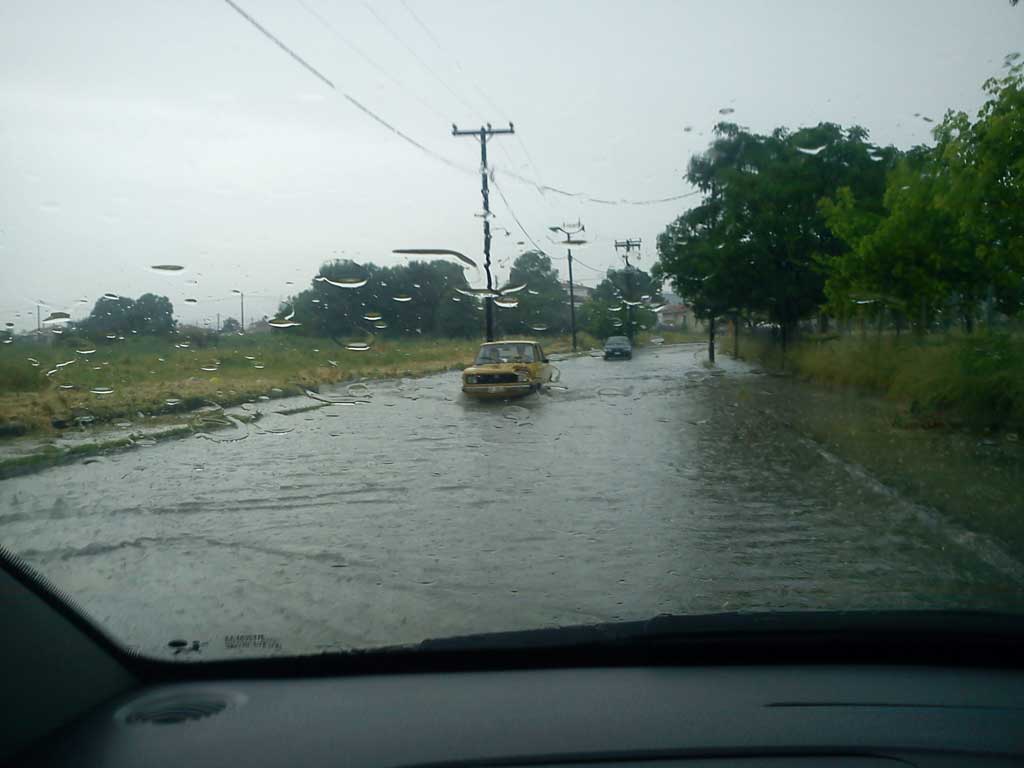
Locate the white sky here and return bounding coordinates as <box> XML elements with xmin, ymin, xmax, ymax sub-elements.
<box><xmin>2</xmin><ymin>0</ymin><xmax>1021</xmax><ymax>330</ymax></box>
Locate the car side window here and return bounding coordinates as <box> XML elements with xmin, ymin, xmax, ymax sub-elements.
<box><xmin>536</xmin><ymin>345</ymin><xmax>545</xmax><ymax>362</ymax></box>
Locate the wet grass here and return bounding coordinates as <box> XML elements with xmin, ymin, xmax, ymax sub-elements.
<box><xmin>0</xmin><ymin>332</ymin><xmax>590</xmax><ymax>436</ymax></box>
<box><xmin>732</xmin><ymin>332</ymin><xmax>1024</xmax><ymax>431</ymax></box>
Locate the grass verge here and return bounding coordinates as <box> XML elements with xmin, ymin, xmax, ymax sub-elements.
<box><xmin>0</xmin><ymin>333</ymin><xmax>591</xmax><ymax>437</ymax></box>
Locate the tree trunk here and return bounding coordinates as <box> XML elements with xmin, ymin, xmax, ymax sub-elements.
<box><xmin>708</xmin><ymin>314</ymin><xmax>716</xmax><ymax>363</ymax></box>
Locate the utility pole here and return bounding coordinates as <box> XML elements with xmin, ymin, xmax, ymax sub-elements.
<box><xmin>452</xmin><ymin>121</ymin><xmax>514</xmax><ymax>342</ymax></box>
<box><xmin>614</xmin><ymin>238</ymin><xmax>642</xmax><ymax>341</ymax></box>
<box><xmin>217</xmin><ymin>312</ymin><xmax>221</xmax><ymax>333</ymax></box>
<box><xmin>549</xmin><ymin>222</ymin><xmax>586</xmax><ymax>352</ymax></box>
<box><xmin>36</xmin><ymin>304</ymin><xmax>41</xmax><ymax>333</ymax></box>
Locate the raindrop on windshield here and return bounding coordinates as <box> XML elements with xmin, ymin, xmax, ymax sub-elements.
<box><xmin>718</xmin><ymin>107</ymin><xmax>735</xmax><ymax>115</ymax></box>
<box><xmin>346</xmin><ymin>342</ymin><xmax>372</xmax><ymax>352</ymax></box>
<box><xmin>185</xmin><ymin>298</ymin><xmax>198</xmax><ymax>304</ymax></box>
<box><xmin>316</xmin><ymin>276</ymin><xmax>368</xmax><ymax>289</ymax></box>
<box><xmin>529</xmin><ymin>324</ymin><xmax>548</xmax><ymax>332</ymax></box>
<box><xmin>268</xmin><ymin>319</ymin><xmax>302</xmax><ymax>328</ymax></box>
<box><xmin>199</xmin><ymin>365</ymin><xmax>219</xmax><ymax>372</ymax></box>
<box><xmin>363</xmin><ymin>312</ymin><xmax>383</xmax><ymax>321</ymax></box>
<box><xmin>392</xmin><ymin>294</ymin><xmax>413</xmax><ymax>303</ymax></box>
<box><xmin>796</xmin><ymin>145</ymin><xmax>827</xmax><ymax>156</ymax></box>
<box><xmin>373</xmin><ymin>322</ymin><xmax>388</xmax><ymax>329</ymax></box>
<box><xmin>27</xmin><ymin>357</ymin><xmax>40</xmax><ymax>367</ymax></box>
<box><xmin>90</xmin><ymin>386</ymin><xmax>114</xmax><ymax>395</ymax></box>
<box><xmin>101</xmin><ymin>293</ymin><xmax>119</xmax><ymax>301</ymax></box>
<box><xmin>165</xmin><ymin>398</ymin><xmax>183</xmax><ymax>406</ymax></box>
<box><xmin>493</xmin><ymin>297</ymin><xmax>519</xmax><ymax>308</ymax></box>
<box><xmin>150</xmin><ymin>264</ymin><xmax>185</xmax><ymax>272</ymax></box>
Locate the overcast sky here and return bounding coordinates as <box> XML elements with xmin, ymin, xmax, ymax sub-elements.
<box><xmin>2</xmin><ymin>0</ymin><xmax>1021</xmax><ymax>330</ymax></box>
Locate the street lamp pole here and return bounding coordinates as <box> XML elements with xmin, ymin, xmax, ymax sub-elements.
<box><xmin>550</xmin><ymin>222</ymin><xmax>586</xmax><ymax>352</ymax></box>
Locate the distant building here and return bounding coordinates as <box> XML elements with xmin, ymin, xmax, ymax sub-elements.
<box><xmin>657</xmin><ymin>303</ymin><xmax>697</xmax><ymax>329</ymax></box>
<box><xmin>560</xmin><ymin>281</ymin><xmax>593</xmax><ymax>305</ymax></box>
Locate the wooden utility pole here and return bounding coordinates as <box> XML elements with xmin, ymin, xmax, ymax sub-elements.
<box><xmin>452</xmin><ymin>122</ymin><xmax>514</xmax><ymax>341</ymax></box>
<box><xmin>614</xmin><ymin>238</ymin><xmax>642</xmax><ymax>341</ymax></box>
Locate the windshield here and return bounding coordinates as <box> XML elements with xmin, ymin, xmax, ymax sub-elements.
<box><xmin>1</xmin><ymin>1</ymin><xmax>1022</xmax><ymax>660</ymax></box>
<box><xmin>475</xmin><ymin>344</ymin><xmax>536</xmax><ymax>364</ymax></box>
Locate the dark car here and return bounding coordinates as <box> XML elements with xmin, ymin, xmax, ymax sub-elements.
<box><xmin>603</xmin><ymin>336</ymin><xmax>632</xmax><ymax>360</ymax></box>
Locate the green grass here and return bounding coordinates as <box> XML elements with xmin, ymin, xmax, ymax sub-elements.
<box><xmin>0</xmin><ymin>332</ymin><xmax>589</xmax><ymax>435</ymax></box>
<box><xmin>732</xmin><ymin>332</ymin><xmax>1024</xmax><ymax>431</ymax></box>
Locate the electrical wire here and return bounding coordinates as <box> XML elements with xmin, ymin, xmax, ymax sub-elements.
<box><xmin>222</xmin><ymin>0</ymin><xmax>696</xmax><ymax>207</ymax></box>
<box><xmin>490</xmin><ymin>174</ymin><xmax>547</xmax><ymax>254</ymax></box>
<box><xmin>221</xmin><ymin>0</ymin><xmax>472</xmax><ymax>176</ymax></box>
<box><xmin>295</xmin><ymin>0</ymin><xmax>449</xmax><ymax>123</ymax></box>
<box><xmin>362</xmin><ymin>2</ymin><xmax>482</xmax><ymax>121</ymax></box>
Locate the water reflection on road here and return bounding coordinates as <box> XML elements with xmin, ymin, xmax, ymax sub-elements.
<box><xmin>1</xmin><ymin>343</ymin><xmax>1021</xmax><ymax>657</ymax></box>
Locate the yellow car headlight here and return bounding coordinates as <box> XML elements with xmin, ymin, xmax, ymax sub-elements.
<box><xmin>515</xmin><ymin>371</ymin><xmax>529</xmax><ymax>382</ymax></box>
<box><xmin>465</xmin><ymin>375</ymin><xmax>477</xmax><ymax>384</ymax></box>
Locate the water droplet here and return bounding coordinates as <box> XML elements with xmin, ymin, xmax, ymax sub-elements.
<box><xmin>27</xmin><ymin>357</ymin><xmax>40</xmax><ymax>366</ymax></box>
<box><xmin>199</xmin><ymin>365</ymin><xmax>219</xmax><ymax>372</ymax></box>
<box><xmin>345</xmin><ymin>342</ymin><xmax>371</xmax><ymax>351</ymax></box>
<box><xmin>90</xmin><ymin>386</ymin><xmax>114</xmax><ymax>395</ymax></box>
<box><xmin>718</xmin><ymin>107</ymin><xmax>735</xmax><ymax>115</ymax></box>
<box><xmin>316</xmin><ymin>276</ymin><xmax>368</xmax><ymax>289</ymax></box>
<box><xmin>102</xmin><ymin>293</ymin><xmax>119</xmax><ymax>301</ymax></box>
<box><xmin>150</xmin><ymin>264</ymin><xmax>184</xmax><ymax>272</ymax></box>
<box><xmin>796</xmin><ymin>145</ymin><xmax>827</xmax><ymax>156</ymax></box>
<box><xmin>392</xmin><ymin>294</ymin><xmax>413</xmax><ymax>303</ymax></box>
<box><xmin>268</xmin><ymin>319</ymin><xmax>302</xmax><ymax>328</ymax></box>
<box><xmin>529</xmin><ymin>324</ymin><xmax>548</xmax><ymax>331</ymax></box>
<box><xmin>254</xmin><ymin>364</ymin><xmax>266</xmax><ymax>369</ymax></box>
<box><xmin>608</xmin><ymin>305</ymin><xmax>622</xmax><ymax>312</ymax></box>
<box><xmin>105</xmin><ymin>334</ymin><xmax>117</xmax><ymax>340</ymax></box>
<box><xmin>347</xmin><ymin>382</ymin><xmax>371</xmax><ymax>397</ymax></box>
<box><xmin>412</xmin><ymin>283</ymin><xmax>421</xmax><ymax>288</ymax></box>
<box><xmin>363</xmin><ymin>312</ymin><xmax>383</xmax><ymax>321</ymax></box>
<box><xmin>58</xmin><ymin>383</ymin><xmax>75</xmax><ymax>390</ymax></box>
<box><xmin>185</xmin><ymin>298</ymin><xmax>198</xmax><ymax>304</ymax></box>
<box><xmin>43</xmin><ymin>311</ymin><xmax>71</xmax><ymax>323</ymax></box>
<box><xmin>165</xmin><ymin>398</ymin><xmax>183</xmax><ymax>406</ymax></box>
<box><xmin>650</xmin><ymin>337</ymin><xmax>665</xmax><ymax>345</ymax></box>
<box><xmin>494</xmin><ymin>297</ymin><xmax>519</xmax><ymax>308</ymax></box>
<box><xmin>451</xmin><ymin>296</ymin><xmax>461</xmax><ymax>302</ymax></box>
<box><xmin>683</xmin><ymin>125</ymin><xmax>693</xmax><ymax>132</ymax></box>
<box><xmin>373</xmin><ymin>322</ymin><xmax>388</xmax><ymax>329</ymax></box>
<box><xmin>527</xmin><ymin>289</ymin><xmax>539</xmax><ymax>295</ymax></box>
<box><xmin>611</xmin><ymin>320</ymin><xmax>623</xmax><ymax>327</ymax></box>
<box><xmin>499</xmin><ymin>282</ymin><xmax>527</xmax><ymax>295</ymax></box>
<box><xmin>175</xmin><ymin>342</ymin><xmax>190</xmax><ymax>349</ymax></box>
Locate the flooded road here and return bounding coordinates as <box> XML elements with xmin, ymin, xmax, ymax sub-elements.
<box><xmin>2</xmin><ymin>343</ymin><xmax>1021</xmax><ymax>657</ymax></box>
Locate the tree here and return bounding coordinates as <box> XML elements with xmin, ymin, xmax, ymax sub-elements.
<box><xmin>657</xmin><ymin>120</ymin><xmax>893</xmax><ymax>349</ymax></box>
<box><xmin>579</xmin><ymin>268</ymin><xmax>660</xmax><ymax>340</ymax></box>
<box><xmin>498</xmin><ymin>250</ymin><xmax>568</xmax><ymax>336</ymax></box>
<box><xmin>80</xmin><ymin>293</ymin><xmax>175</xmax><ymax>338</ymax></box>
<box><xmin>281</xmin><ymin>258</ymin><xmax>481</xmax><ymax>340</ymax></box>
<box><xmin>221</xmin><ymin>316</ymin><xmax>241</xmax><ymax>334</ymax></box>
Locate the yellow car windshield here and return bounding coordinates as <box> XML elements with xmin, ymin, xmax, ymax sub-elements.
<box><xmin>475</xmin><ymin>344</ymin><xmax>535</xmax><ymax>364</ymax></box>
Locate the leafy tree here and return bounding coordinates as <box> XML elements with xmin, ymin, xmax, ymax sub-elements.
<box><xmin>80</xmin><ymin>293</ymin><xmax>175</xmax><ymax>338</ymax></box>
<box><xmin>579</xmin><ymin>267</ymin><xmax>660</xmax><ymax>340</ymax></box>
<box><xmin>221</xmin><ymin>316</ymin><xmax>241</xmax><ymax>334</ymax></box>
<box><xmin>497</xmin><ymin>250</ymin><xmax>569</xmax><ymax>336</ymax></box>
<box><xmin>935</xmin><ymin>65</ymin><xmax>1024</xmax><ymax>318</ymax></box>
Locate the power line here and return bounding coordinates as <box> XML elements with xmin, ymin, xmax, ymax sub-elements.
<box><xmin>222</xmin><ymin>0</ymin><xmax>694</xmax><ymax>207</ymax></box>
<box><xmin>362</xmin><ymin>2</ymin><xmax>481</xmax><ymax>120</ymax></box>
<box><xmin>295</xmin><ymin>0</ymin><xmax>449</xmax><ymax>122</ymax></box>
<box><xmin>221</xmin><ymin>0</ymin><xmax>471</xmax><ymax>175</ymax></box>
<box><xmin>490</xmin><ymin>175</ymin><xmax>546</xmax><ymax>254</ymax></box>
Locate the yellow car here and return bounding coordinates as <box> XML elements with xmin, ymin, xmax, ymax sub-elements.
<box><xmin>461</xmin><ymin>340</ymin><xmax>553</xmax><ymax>399</ymax></box>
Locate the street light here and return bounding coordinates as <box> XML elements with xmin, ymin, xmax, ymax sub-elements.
<box><xmin>549</xmin><ymin>222</ymin><xmax>587</xmax><ymax>352</ymax></box>
<box><xmin>231</xmin><ymin>289</ymin><xmax>244</xmax><ymax>332</ymax></box>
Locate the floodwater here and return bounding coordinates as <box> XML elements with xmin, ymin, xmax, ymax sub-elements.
<box><xmin>1</xmin><ymin>343</ymin><xmax>1021</xmax><ymax>658</ymax></box>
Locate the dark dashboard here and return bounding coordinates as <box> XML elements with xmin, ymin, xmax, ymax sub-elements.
<box><xmin>16</xmin><ymin>665</ymin><xmax>1024</xmax><ymax>768</ymax></box>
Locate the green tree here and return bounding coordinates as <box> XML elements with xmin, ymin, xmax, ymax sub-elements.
<box><xmin>497</xmin><ymin>250</ymin><xmax>568</xmax><ymax>336</ymax></box>
<box><xmin>579</xmin><ymin>267</ymin><xmax>660</xmax><ymax>340</ymax></box>
<box><xmin>221</xmin><ymin>316</ymin><xmax>241</xmax><ymax>334</ymax></box>
<box><xmin>80</xmin><ymin>293</ymin><xmax>175</xmax><ymax>338</ymax></box>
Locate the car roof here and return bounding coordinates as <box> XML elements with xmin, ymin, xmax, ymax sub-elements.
<box><xmin>480</xmin><ymin>340</ymin><xmax>539</xmax><ymax>346</ymax></box>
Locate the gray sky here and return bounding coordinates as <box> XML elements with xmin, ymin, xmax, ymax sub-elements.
<box><xmin>2</xmin><ymin>0</ymin><xmax>1021</xmax><ymax>330</ymax></box>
